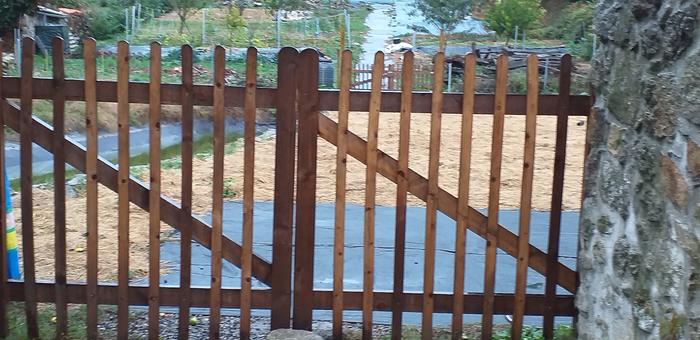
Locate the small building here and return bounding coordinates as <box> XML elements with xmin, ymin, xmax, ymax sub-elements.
<box><xmin>18</xmin><ymin>5</ymin><xmax>86</xmax><ymax>54</ymax></box>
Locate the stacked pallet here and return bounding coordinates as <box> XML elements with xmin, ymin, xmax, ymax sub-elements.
<box><xmin>444</xmin><ymin>45</ymin><xmax>571</xmax><ymax>74</ymax></box>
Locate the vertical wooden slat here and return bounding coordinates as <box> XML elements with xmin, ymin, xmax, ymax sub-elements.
<box><xmin>391</xmin><ymin>51</ymin><xmax>413</xmax><ymax>340</ymax></box>
<box><xmin>543</xmin><ymin>54</ymin><xmax>572</xmax><ymax>339</ymax></box>
<box><xmin>0</xmin><ymin>43</ymin><xmax>8</xmax><ymax>339</ymax></box>
<box><xmin>333</xmin><ymin>49</ymin><xmax>352</xmax><ymax>339</ymax></box>
<box><xmin>20</xmin><ymin>36</ymin><xmax>39</xmax><ymax>339</ymax></box>
<box><xmin>116</xmin><ymin>40</ymin><xmax>130</xmax><ymax>339</ymax></box>
<box><xmin>481</xmin><ymin>54</ymin><xmax>508</xmax><ymax>340</ymax></box>
<box><xmin>421</xmin><ymin>52</ymin><xmax>445</xmax><ymax>340</ymax></box>
<box><xmin>270</xmin><ymin>47</ymin><xmax>298</xmax><ymax>330</ymax></box>
<box><xmin>83</xmin><ymin>38</ymin><xmax>99</xmax><ymax>340</ymax></box>
<box><xmin>511</xmin><ymin>54</ymin><xmax>539</xmax><ymax>340</ymax></box>
<box><xmin>293</xmin><ymin>49</ymin><xmax>320</xmax><ymax>330</ymax></box>
<box><xmin>178</xmin><ymin>44</ymin><xmax>194</xmax><ymax>340</ymax></box>
<box><xmin>209</xmin><ymin>46</ymin><xmax>226</xmax><ymax>339</ymax></box>
<box><xmin>451</xmin><ymin>53</ymin><xmax>476</xmax><ymax>340</ymax></box>
<box><xmin>362</xmin><ymin>51</ymin><xmax>384</xmax><ymax>340</ymax></box>
<box><xmin>148</xmin><ymin>41</ymin><xmax>162</xmax><ymax>340</ymax></box>
<box><xmin>51</xmin><ymin>37</ymin><xmax>68</xmax><ymax>339</ymax></box>
<box><xmin>240</xmin><ymin>47</ymin><xmax>257</xmax><ymax>340</ymax></box>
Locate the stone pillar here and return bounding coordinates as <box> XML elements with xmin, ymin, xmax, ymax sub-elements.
<box><xmin>577</xmin><ymin>0</ymin><xmax>699</xmax><ymax>339</ymax></box>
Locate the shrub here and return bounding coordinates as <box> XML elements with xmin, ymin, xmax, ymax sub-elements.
<box><xmin>86</xmin><ymin>6</ymin><xmax>124</xmax><ymax>40</ymax></box>
<box><xmin>484</xmin><ymin>0</ymin><xmax>545</xmax><ymax>43</ymax></box>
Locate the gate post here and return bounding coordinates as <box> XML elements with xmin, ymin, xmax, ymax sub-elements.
<box><xmin>292</xmin><ymin>49</ymin><xmax>320</xmax><ymax>330</ymax></box>
<box><xmin>271</xmin><ymin>47</ymin><xmax>299</xmax><ymax>330</ymax></box>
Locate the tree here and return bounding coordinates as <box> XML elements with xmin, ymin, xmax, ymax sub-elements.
<box><xmin>224</xmin><ymin>6</ymin><xmax>246</xmax><ymax>43</ymax></box>
<box><xmin>0</xmin><ymin>0</ymin><xmax>36</xmax><ymax>34</ymax></box>
<box><xmin>484</xmin><ymin>0</ymin><xmax>545</xmax><ymax>43</ymax></box>
<box><xmin>168</xmin><ymin>0</ymin><xmax>211</xmax><ymax>34</ymax></box>
<box><xmin>413</xmin><ymin>0</ymin><xmax>472</xmax><ymax>51</ymax></box>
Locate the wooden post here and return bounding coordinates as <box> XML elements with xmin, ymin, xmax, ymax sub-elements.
<box><xmin>83</xmin><ymin>38</ymin><xmax>99</xmax><ymax>340</ymax></box>
<box><xmin>511</xmin><ymin>54</ymin><xmax>539</xmax><ymax>340</ymax></box>
<box><xmin>178</xmin><ymin>44</ymin><xmax>195</xmax><ymax>340</ymax></box>
<box><xmin>52</xmin><ymin>36</ymin><xmax>68</xmax><ymax>339</ymax></box>
<box><xmin>270</xmin><ymin>48</ymin><xmax>299</xmax><ymax>330</ymax></box>
<box><xmin>209</xmin><ymin>45</ymin><xmax>226</xmax><ymax>339</ymax></box>
<box><xmin>362</xmin><ymin>51</ymin><xmax>385</xmax><ymax>339</ymax></box>
<box><xmin>481</xmin><ymin>54</ymin><xmax>508</xmax><ymax>340</ymax></box>
<box><xmin>240</xmin><ymin>47</ymin><xmax>258</xmax><ymax>340</ymax></box>
<box><xmin>20</xmin><ymin>37</ymin><xmax>39</xmax><ymax>339</ymax></box>
<box><xmin>333</xmin><ymin>49</ymin><xmax>352</xmax><ymax>339</ymax></box>
<box><xmin>116</xmin><ymin>40</ymin><xmax>131</xmax><ymax>339</ymax></box>
<box><xmin>451</xmin><ymin>53</ymin><xmax>476</xmax><ymax>340</ymax></box>
<box><xmin>421</xmin><ymin>52</ymin><xmax>445</xmax><ymax>340</ymax></box>
<box><xmin>292</xmin><ymin>49</ymin><xmax>320</xmax><ymax>331</ymax></box>
<box><xmin>148</xmin><ymin>41</ymin><xmax>162</xmax><ymax>340</ymax></box>
<box><xmin>543</xmin><ymin>55</ymin><xmax>572</xmax><ymax>339</ymax></box>
<box><xmin>391</xmin><ymin>51</ymin><xmax>414</xmax><ymax>340</ymax></box>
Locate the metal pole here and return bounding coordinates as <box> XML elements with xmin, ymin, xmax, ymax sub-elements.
<box><xmin>522</xmin><ymin>31</ymin><xmax>526</xmax><ymax>47</ymax></box>
<box><xmin>315</xmin><ymin>17</ymin><xmax>320</xmax><ymax>38</ymax></box>
<box><xmin>125</xmin><ymin>8</ymin><xmax>130</xmax><ymax>40</ymax></box>
<box><xmin>412</xmin><ymin>31</ymin><xmax>417</xmax><ymax>47</ymax></box>
<box><xmin>514</xmin><ymin>26</ymin><xmax>519</xmax><ymax>47</ymax></box>
<box><xmin>202</xmin><ymin>8</ymin><xmax>207</xmax><ymax>44</ymax></box>
<box><xmin>14</xmin><ymin>29</ymin><xmax>21</xmax><ymax>71</ymax></box>
<box><xmin>276</xmin><ymin>10</ymin><xmax>281</xmax><ymax>48</ymax></box>
<box><xmin>543</xmin><ymin>58</ymin><xmax>550</xmax><ymax>91</ymax></box>
<box><xmin>131</xmin><ymin>6</ymin><xmax>136</xmax><ymax>38</ymax></box>
<box><xmin>345</xmin><ymin>10</ymin><xmax>351</xmax><ymax>47</ymax></box>
<box><xmin>447</xmin><ymin>62</ymin><xmax>453</xmax><ymax>92</ymax></box>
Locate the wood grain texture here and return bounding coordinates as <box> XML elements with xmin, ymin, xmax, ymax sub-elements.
<box><xmin>333</xmin><ymin>49</ymin><xmax>352</xmax><ymax>340</ymax></box>
<box><xmin>422</xmin><ymin>52</ymin><xmax>445</xmax><ymax>340</ymax></box>
<box><xmin>511</xmin><ymin>54</ymin><xmax>539</xmax><ymax>340</ymax></box>
<box><xmin>20</xmin><ymin>37</ymin><xmax>39</xmax><ymax>339</ymax></box>
<box><xmin>270</xmin><ymin>47</ymin><xmax>299</xmax><ymax>330</ymax></box>
<box><xmin>451</xmin><ymin>53</ymin><xmax>476</xmax><ymax>340</ymax></box>
<box><xmin>391</xmin><ymin>51</ymin><xmax>414</xmax><ymax>340</ymax></box>
<box><xmin>362</xmin><ymin>51</ymin><xmax>384</xmax><ymax>340</ymax></box>
<box><xmin>481</xmin><ymin>54</ymin><xmax>508</xmax><ymax>340</ymax></box>
<box><xmin>51</xmin><ymin>37</ymin><xmax>68</xmax><ymax>339</ymax></box>
<box><xmin>83</xmin><ymin>38</ymin><xmax>99</xmax><ymax>340</ymax></box>
<box><xmin>209</xmin><ymin>45</ymin><xmax>226</xmax><ymax>339</ymax></box>
<box><xmin>116</xmin><ymin>40</ymin><xmax>130</xmax><ymax>339</ymax></box>
<box><xmin>178</xmin><ymin>44</ymin><xmax>194</xmax><ymax>340</ymax></box>
<box><xmin>240</xmin><ymin>47</ymin><xmax>257</xmax><ymax>340</ymax></box>
<box><xmin>543</xmin><ymin>55</ymin><xmax>572</xmax><ymax>339</ymax></box>
<box><xmin>292</xmin><ymin>49</ymin><xmax>320</xmax><ymax>330</ymax></box>
<box><xmin>148</xmin><ymin>41</ymin><xmax>162</xmax><ymax>340</ymax></box>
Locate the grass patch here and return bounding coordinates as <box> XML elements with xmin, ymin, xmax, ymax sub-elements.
<box><xmin>4</xmin><ymin>302</ymin><xmax>116</xmax><ymax>339</ymax></box>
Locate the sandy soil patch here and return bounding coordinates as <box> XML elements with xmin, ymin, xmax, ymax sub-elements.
<box><xmin>17</xmin><ymin>110</ymin><xmax>586</xmax><ymax>281</ymax></box>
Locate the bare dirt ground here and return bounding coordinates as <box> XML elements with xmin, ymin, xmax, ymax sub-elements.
<box><xmin>15</xmin><ymin>110</ymin><xmax>586</xmax><ymax>281</ymax></box>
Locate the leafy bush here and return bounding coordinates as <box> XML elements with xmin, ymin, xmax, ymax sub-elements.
<box><xmin>541</xmin><ymin>1</ymin><xmax>594</xmax><ymax>42</ymax></box>
<box><xmin>485</xmin><ymin>0</ymin><xmax>545</xmax><ymax>42</ymax></box>
<box><xmin>86</xmin><ymin>6</ymin><xmax>124</xmax><ymax>40</ymax></box>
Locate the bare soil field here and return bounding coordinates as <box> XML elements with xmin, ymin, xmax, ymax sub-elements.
<box><xmin>14</xmin><ymin>110</ymin><xmax>587</xmax><ymax>281</ymax></box>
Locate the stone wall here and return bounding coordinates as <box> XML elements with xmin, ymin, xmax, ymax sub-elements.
<box><xmin>577</xmin><ymin>0</ymin><xmax>699</xmax><ymax>339</ymax></box>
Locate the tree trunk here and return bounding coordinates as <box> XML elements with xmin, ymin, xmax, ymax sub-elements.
<box><xmin>178</xmin><ymin>13</ymin><xmax>186</xmax><ymax>34</ymax></box>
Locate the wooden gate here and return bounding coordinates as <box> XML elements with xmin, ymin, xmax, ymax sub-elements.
<box><xmin>0</xmin><ymin>37</ymin><xmax>590</xmax><ymax>339</ymax></box>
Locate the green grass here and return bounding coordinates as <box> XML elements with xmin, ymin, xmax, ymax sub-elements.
<box><xmin>5</xmin><ymin>303</ymin><xmax>98</xmax><ymax>339</ymax></box>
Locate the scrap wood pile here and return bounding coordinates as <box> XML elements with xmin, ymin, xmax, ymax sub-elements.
<box><xmin>444</xmin><ymin>45</ymin><xmax>572</xmax><ymax>74</ymax></box>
